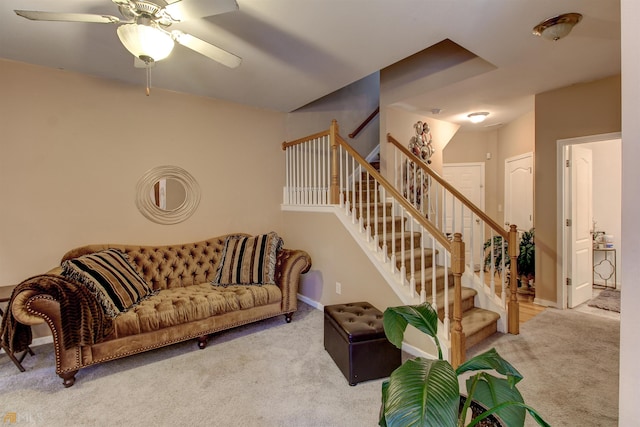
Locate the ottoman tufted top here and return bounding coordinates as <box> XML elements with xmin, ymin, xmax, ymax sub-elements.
<box><xmin>324</xmin><ymin>302</ymin><xmax>386</xmax><ymax>343</ymax></box>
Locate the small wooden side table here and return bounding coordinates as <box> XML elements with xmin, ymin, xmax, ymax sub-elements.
<box><xmin>1</xmin><ymin>286</ymin><xmax>34</xmax><ymax>372</ymax></box>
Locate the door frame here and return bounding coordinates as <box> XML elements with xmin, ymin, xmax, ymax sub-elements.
<box><xmin>556</xmin><ymin>132</ymin><xmax>621</xmax><ymax>309</ymax></box>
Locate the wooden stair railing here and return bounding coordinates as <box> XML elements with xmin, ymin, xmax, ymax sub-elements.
<box><xmin>349</xmin><ymin>107</ymin><xmax>380</xmax><ymax>139</ymax></box>
<box><xmin>387</xmin><ymin>133</ymin><xmax>520</xmax><ymax>334</ymax></box>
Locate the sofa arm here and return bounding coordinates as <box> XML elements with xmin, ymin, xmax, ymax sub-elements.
<box><xmin>4</xmin><ymin>274</ymin><xmax>113</xmax><ymax>353</ymax></box>
<box><xmin>11</xmin><ymin>289</ymin><xmax>48</xmax><ymax>326</ymax></box>
<box><xmin>275</xmin><ymin>249</ymin><xmax>312</xmax><ymax>314</ymax></box>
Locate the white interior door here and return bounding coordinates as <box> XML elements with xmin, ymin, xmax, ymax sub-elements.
<box><xmin>504</xmin><ymin>153</ymin><xmax>533</xmax><ymax>232</ymax></box>
<box><xmin>567</xmin><ymin>145</ymin><xmax>593</xmax><ymax>308</ymax></box>
<box><xmin>443</xmin><ymin>163</ymin><xmax>485</xmax><ymax>269</ymax></box>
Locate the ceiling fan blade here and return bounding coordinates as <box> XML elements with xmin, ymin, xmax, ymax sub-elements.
<box><xmin>14</xmin><ymin>10</ymin><xmax>121</xmax><ymax>24</ymax></box>
<box><xmin>172</xmin><ymin>31</ymin><xmax>241</xmax><ymax>68</ymax></box>
<box><xmin>165</xmin><ymin>0</ymin><xmax>238</xmax><ymax>21</ymax></box>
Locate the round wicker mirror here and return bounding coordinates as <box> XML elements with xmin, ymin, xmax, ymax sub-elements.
<box><xmin>135</xmin><ymin>165</ymin><xmax>200</xmax><ymax>225</ymax></box>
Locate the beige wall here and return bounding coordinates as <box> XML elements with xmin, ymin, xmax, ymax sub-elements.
<box><xmin>495</xmin><ymin>111</ymin><xmax>535</xmax><ymax>227</ymax></box>
<box><xmin>444</xmin><ymin>111</ymin><xmax>534</xmax><ymax>228</ymax></box>
<box><xmin>281</xmin><ymin>210</ymin><xmax>435</xmax><ymax>354</ymax></box>
<box><xmin>534</xmin><ymin>75</ymin><xmax>621</xmax><ymax>304</ymax></box>
<box><xmin>0</xmin><ymin>59</ymin><xmax>286</xmax><ymax>286</ymax></box>
<box><xmin>382</xmin><ymin>107</ymin><xmax>460</xmax><ymax>177</ymax></box>
<box><xmin>281</xmin><ymin>212</ymin><xmax>401</xmax><ymax>309</ymax></box>
<box><xmin>286</xmin><ymin>73</ymin><xmax>380</xmax><ymax>158</ymax></box>
<box><xmin>443</xmin><ymin>129</ymin><xmax>499</xmax><ymax>223</ymax></box>
<box><xmin>620</xmin><ymin>0</ymin><xmax>640</xmax><ymax>421</ymax></box>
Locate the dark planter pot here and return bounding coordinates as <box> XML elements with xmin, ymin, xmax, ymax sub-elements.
<box><xmin>459</xmin><ymin>395</ymin><xmax>505</xmax><ymax>427</ymax></box>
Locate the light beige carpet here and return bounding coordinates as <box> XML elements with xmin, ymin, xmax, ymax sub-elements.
<box><xmin>468</xmin><ymin>307</ymin><xmax>620</xmax><ymax>427</ymax></box>
<box><xmin>0</xmin><ymin>303</ymin><xmax>385</xmax><ymax>426</ymax></box>
<box><xmin>1</xmin><ymin>302</ymin><xmax>620</xmax><ymax>426</ymax></box>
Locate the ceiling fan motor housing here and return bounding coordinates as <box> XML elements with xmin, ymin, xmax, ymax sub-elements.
<box><xmin>118</xmin><ymin>1</ymin><xmax>175</xmax><ymax>27</ymax></box>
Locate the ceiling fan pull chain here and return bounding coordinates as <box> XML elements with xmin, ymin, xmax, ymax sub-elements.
<box><xmin>146</xmin><ymin>65</ymin><xmax>151</xmax><ymax>96</ymax></box>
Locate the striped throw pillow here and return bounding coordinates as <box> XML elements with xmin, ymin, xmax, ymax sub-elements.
<box><xmin>213</xmin><ymin>232</ymin><xmax>283</xmax><ymax>286</ymax></box>
<box><xmin>61</xmin><ymin>249</ymin><xmax>154</xmax><ymax>318</ymax></box>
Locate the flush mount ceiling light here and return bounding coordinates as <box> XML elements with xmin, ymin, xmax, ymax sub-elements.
<box><xmin>468</xmin><ymin>112</ymin><xmax>489</xmax><ymax>124</ymax></box>
<box><xmin>533</xmin><ymin>12</ymin><xmax>583</xmax><ymax>41</ymax></box>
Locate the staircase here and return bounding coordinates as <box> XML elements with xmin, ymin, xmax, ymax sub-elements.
<box><xmin>351</xmin><ymin>173</ymin><xmax>500</xmax><ymax>349</ymax></box>
<box><xmin>281</xmin><ymin>120</ymin><xmax>521</xmax><ymax>365</ymax></box>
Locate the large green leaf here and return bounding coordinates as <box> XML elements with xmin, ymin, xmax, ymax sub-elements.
<box><xmin>379</xmin><ymin>380</ymin><xmax>390</xmax><ymax>427</ymax></box>
<box><xmin>466</xmin><ymin>374</ymin><xmax>526</xmax><ymax>427</ymax></box>
<box><xmin>383</xmin><ymin>358</ymin><xmax>459</xmax><ymax>427</ymax></box>
<box><xmin>383</xmin><ymin>304</ymin><xmax>441</xmax><ymax>357</ymax></box>
<box><xmin>456</xmin><ymin>348</ymin><xmax>522</xmax><ymax>388</ymax></box>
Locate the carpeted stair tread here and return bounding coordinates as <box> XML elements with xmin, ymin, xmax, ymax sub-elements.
<box><xmin>412</xmin><ymin>266</ymin><xmax>453</xmax><ymax>294</ymax></box>
<box><xmin>351</xmin><ymin>203</ymin><xmax>393</xmax><ymax>218</ymax></box>
<box><xmin>380</xmin><ymin>231</ymin><xmax>421</xmax><ymax>253</ymax></box>
<box><xmin>460</xmin><ymin>307</ymin><xmax>500</xmax><ymax>348</ymax></box>
<box><xmin>396</xmin><ymin>248</ymin><xmax>438</xmax><ymax>271</ymax></box>
<box><xmin>362</xmin><ymin>217</ymin><xmax>405</xmax><ymax>236</ymax></box>
<box><xmin>432</xmin><ymin>287</ymin><xmax>477</xmax><ymax>317</ymax></box>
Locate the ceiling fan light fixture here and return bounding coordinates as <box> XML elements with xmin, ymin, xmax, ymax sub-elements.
<box><xmin>533</xmin><ymin>12</ymin><xmax>582</xmax><ymax>41</ymax></box>
<box><xmin>468</xmin><ymin>112</ymin><xmax>489</xmax><ymax>124</ymax></box>
<box><xmin>117</xmin><ymin>23</ymin><xmax>175</xmax><ymax>62</ymax></box>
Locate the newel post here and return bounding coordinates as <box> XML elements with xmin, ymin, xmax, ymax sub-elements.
<box><xmin>329</xmin><ymin>119</ymin><xmax>339</xmax><ymax>204</ymax></box>
<box><xmin>508</xmin><ymin>225</ymin><xmax>520</xmax><ymax>334</ymax></box>
<box><xmin>450</xmin><ymin>233</ymin><xmax>466</xmax><ymax>368</ymax></box>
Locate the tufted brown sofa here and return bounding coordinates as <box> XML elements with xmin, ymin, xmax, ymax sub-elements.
<box><xmin>8</xmin><ymin>234</ymin><xmax>311</xmax><ymax>387</ymax></box>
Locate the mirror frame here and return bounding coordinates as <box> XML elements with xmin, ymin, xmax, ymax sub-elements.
<box><xmin>135</xmin><ymin>165</ymin><xmax>201</xmax><ymax>225</ymax></box>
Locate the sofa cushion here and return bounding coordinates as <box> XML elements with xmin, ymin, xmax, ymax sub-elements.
<box><xmin>110</xmin><ymin>283</ymin><xmax>282</xmax><ymax>337</ymax></box>
<box><xmin>213</xmin><ymin>232</ymin><xmax>283</xmax><ymax>286</ymax></box>
<box><xmin>61</xmin><ymin>249</ymin><xmax>155</xmax><ymax>318</ymax></box>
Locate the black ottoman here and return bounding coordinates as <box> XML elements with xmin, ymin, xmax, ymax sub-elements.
<box><xmin>324</xmin><ymin>302</ymin><xmax>401</xmax><ymax>386</ymax></box>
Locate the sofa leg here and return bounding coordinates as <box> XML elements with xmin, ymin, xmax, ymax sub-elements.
<box><xmin>197</xmin><ymin>336</ymin><xmax>208</xmax><ymax>349</ymax></box>
<box><xmin>284</xmin><ymin>313</ymin><xmax>293</xmax><ymax>323</ymax></box>
<box><xmin>60</xmin><ymin>370</ymin><xmax>78</xmax><ymax>388</ymax></box>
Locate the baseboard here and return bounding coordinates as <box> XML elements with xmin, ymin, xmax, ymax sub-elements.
<box><xmin>533</xmin><ymin>297</ymin><xmax>559</xmax><ymax>308</ymax></box>
<box><xmin>297</xmin><ymin>294</ymin><xmax>323</xmax><ymax>310</ymax></box>
<box><xmin>401</xmin><ymin>342</ymin><xmax>434</xmax><ymax>359</ymax></box>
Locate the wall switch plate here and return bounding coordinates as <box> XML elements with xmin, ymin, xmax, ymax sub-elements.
<box><xmin>336</xmin><ymin>282</ymin><xmax>342</xmax><ymax>294</ymax></box>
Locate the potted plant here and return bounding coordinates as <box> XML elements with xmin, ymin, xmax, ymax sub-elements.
<box><xmin>517</xmin><ymin>229</ymin><xmax>535</xmax><ymax>293</ymax></box>
<box><xmin>379</xmin><ymin>303</ymin><xmax>549</xmax><ymax>427</ymax></box>
<box><xmin>483</xmin><ymin>228</ymin><xmax>535</xmax><ymax>292</ymax></box>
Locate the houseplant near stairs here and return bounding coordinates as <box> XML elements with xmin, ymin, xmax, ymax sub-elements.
<box><xmin>483</xmin><ymin>228</ymin><xmax>535</xmax><ymax>296</ymax></box>
<box><xmin>379</xmin><ymin>303</ymin><xmax>549</xmax><ymax>427</ymax></box>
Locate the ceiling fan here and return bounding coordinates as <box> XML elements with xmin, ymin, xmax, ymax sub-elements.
<box><xmin>14</xmin><ymin>0</ymin><xmax>242</xmax><ymax>69</ymax></box>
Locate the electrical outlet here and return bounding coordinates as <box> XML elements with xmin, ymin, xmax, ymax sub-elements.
<box><xmin>336</xmin><ymin>282</ymin><xmax>342</xmax><ymax>294</ymax></box>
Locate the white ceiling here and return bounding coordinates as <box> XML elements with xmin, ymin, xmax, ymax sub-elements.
<box><xmin>0</xmin><ymin>0</ymin><xmax>621</xmax><ymax>130</ymax></box>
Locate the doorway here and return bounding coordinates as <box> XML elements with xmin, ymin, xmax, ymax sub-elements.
<box><xmin>442</xmin><ymin>162</ymin><xmax>485</xmax><ymax>267</ymax></box>
<box><xmin>557</xmin><ymin>133</ymin><xmax>622</xmax><ymax>309</ymax></box>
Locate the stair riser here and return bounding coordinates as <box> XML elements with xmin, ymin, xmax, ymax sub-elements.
<box><xmin>356</xmin><ymin>181</ymin><xmax>377</xmax><ymax>190</ymax></box>
<box><xmin>346</xmin><ymin>191</ymin><xmax>379</xmax><ymax>203</ymax></box>
<box><xmin>363</xmin><ymin>218</ymin><xmax>405</xmax><ymax>237</ymax></box>
<box><xmin>465</xmin><ymin>323</ymin><xmax>498</xmax><ymax>349</ymax></box>
<box><xmin>414</xmin><ymin>272</ymin><xmax>454</xmax><ymax>295</ymax></box>
<box><xmin>382</xmin><ymin>235</ymin><xmax>421</xmax><ymax>254</ymax></box>
<box><xmin>396</xmin><ymin>253</ymin><xmax>436</xmax><ymax>270</ymax></box>
<box><xmin>352</xmin><ymin>205</ymin><xmax>393</xmax><ymax>219</ymax></box>
<box><xmin>437</xmin><ymin>295</ymin><xmax>476</xmax><ymax>320</ymax></box>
